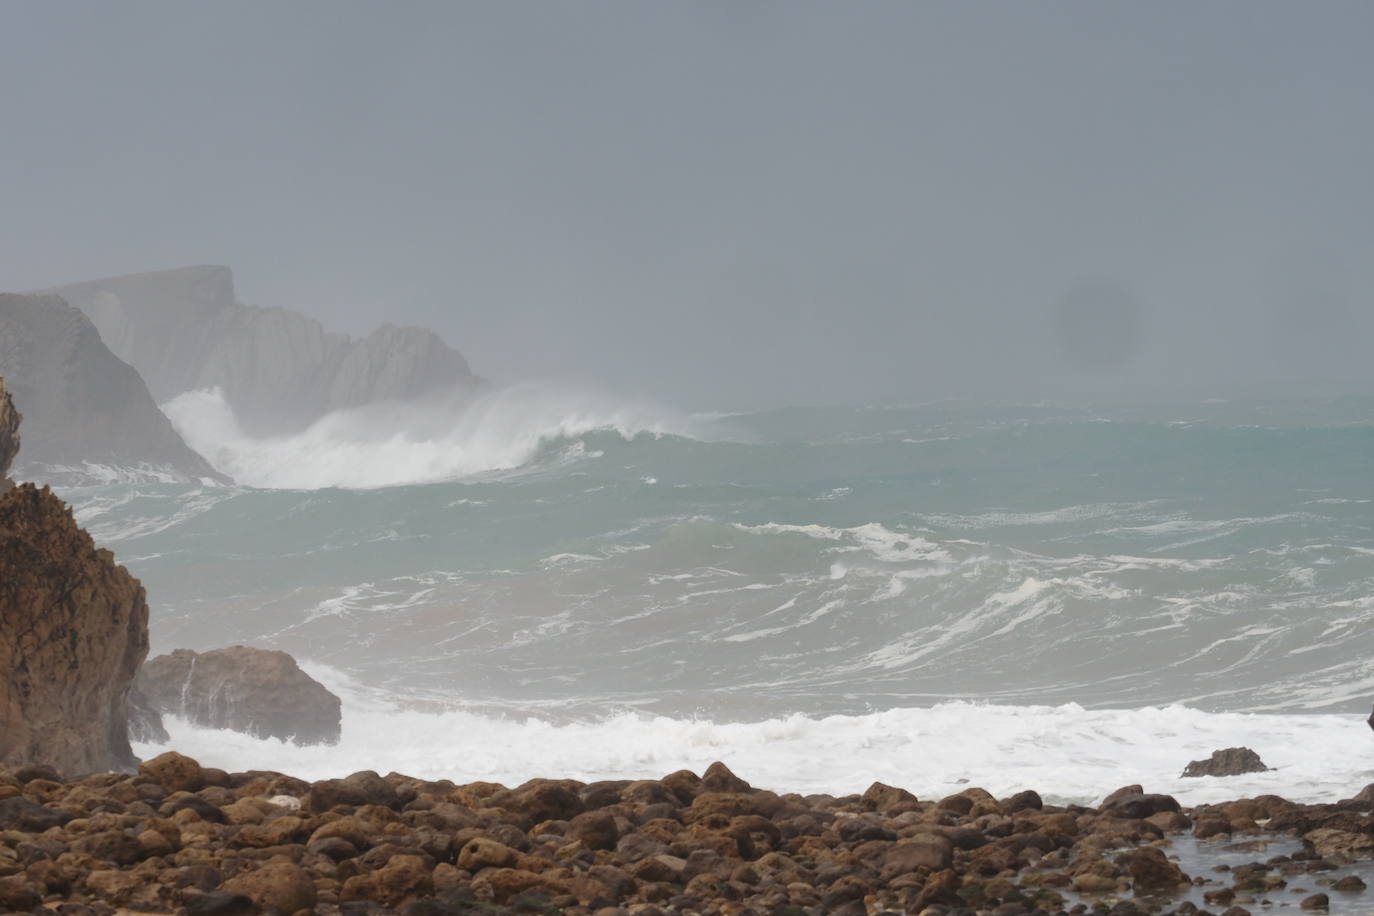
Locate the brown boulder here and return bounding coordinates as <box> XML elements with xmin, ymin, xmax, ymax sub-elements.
<box><xmin>457</xmin><ymin>836</ymin><xmax>518</xmax><ymax>870</ymax></box>
<box><xmin>701</xmin><ymin>761</ymin><xmax>752</xmax><ymax>793</ymax></box>
<box><xmin>140</xmin><ymin>750</ymin><xmax>206</xmax><ymax>793</ymax></box>
<box><xmin>341</xmin><ymin>853</ymin><xmax>433</xmax><ymax>906</ymax></box>
<box><xmin>307</xmin><ymin>770</ymin><xmax>400</xmax><ymax>812</ymax></box>
<box><xmin>137</xmin><ymin>646</ymin><xmax>341</xmax><ymax>745</ymax></box>
<box><xmin>1304</xmin><ymin>827</ymin><xmax>1374</xmax><ymax>858</ymax></box>
<box><xmin>569</xmin><ymin>810</ymin><xmax>621</xmax><ymax>850</ymax></box>
<box><xmin>491</xmin><ymin>779</ymin><xmax>584</xmax><ymax>828</ymax></box>
<box><xmin>862</xmin><ymin>781</ymin><xmax>918</xmax><ymax>812</ymax></box>
<box><xmin>0</xmin><ymin>477</ymin><xmax>148</xmax><ymax>775</ymax></box>
<box><xmin>222</xmin><ymin>861</ymin><xmax>317</xmax><ymax>913</ymax></box>
<box><xmin>1182</xmin><ymin>747</ymin><xmax>1270</xmax><ymax>778</ymax></box>
<box><xmin>1121</xmin><ymin>845</ymin><xmax>1189</xmax><ymax>893</ymax></box>
<box><xmin>1098</xmin><ymin>786</ymin><xmax>1181</xmax><ymax>819</ymax></box>
<box><xmin>881</xmin><ymin>834</ymin><xmax>954</xmax><ymax>877</ymax></box>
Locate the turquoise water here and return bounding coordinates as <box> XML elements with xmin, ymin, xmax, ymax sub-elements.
<box><xmin>68</xmin><ymin>397</ymin><xmax>1374</xmax><ymax>721</ymax></box>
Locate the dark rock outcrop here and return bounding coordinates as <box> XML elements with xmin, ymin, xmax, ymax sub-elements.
<box><xmin>0</xmin><ymin>401</ymin><xmax>150</xmax><ymax>772</ymax></box>
<box><xmin>0</xmin><ymin>376</ymin><xmax>18</xmax><ymax>491</ymax></box>
<box><xmin>48</xmin><ymin>265</ymin><xmax>479</xmax><ymax>436</ymax></box>
<box><xmin>0</xmin><ymin>293</ymin><xmax>229</xmax><ymax>486</ymax></box>
<box><xmin>136</xmin><ymin>646</ymin><xmax>341</xmax><ymax>745</ymax></box>
<box><xmin>1181</xmin><ymin>746</ymin><xmax>1270</xmax><ymax>778</ymax></box>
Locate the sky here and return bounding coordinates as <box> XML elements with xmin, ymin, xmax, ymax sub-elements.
<box><xmin>3</xmin><ymin>2</ymin><xmax>1373</xmax><ymax>409</ymax></box>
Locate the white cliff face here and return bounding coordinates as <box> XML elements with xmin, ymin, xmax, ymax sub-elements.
<box><xmin>49</xmin><ymin>266</ymin><xmax>478</xmax><ymax>436</ymax></box>
<box><xmin>0</xmin><ymin>294</ymin><xmax>230</xmax><ymax>486</ymax></box>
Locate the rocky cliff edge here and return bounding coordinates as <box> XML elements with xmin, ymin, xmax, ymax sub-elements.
<box><xmin>0</xmin><ymin>375</ymin><xmax>150</xmax><ymax>775</ymax></box>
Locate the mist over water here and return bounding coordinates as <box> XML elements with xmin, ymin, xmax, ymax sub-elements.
<box><xmin>68</xmin><ymin>392</ymin><xmax>1374</xmax><ymax>799</ymax></box>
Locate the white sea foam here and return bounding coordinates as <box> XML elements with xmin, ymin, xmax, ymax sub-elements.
<box><xmin>162</xmin><ymin>383</ymin><xmax>703</xmax><ymax>489</ymax></box>
<box><xmin>130</xmin><ymin>665</ymin><xmax>1374</xmax><ymax>806</ymax></box>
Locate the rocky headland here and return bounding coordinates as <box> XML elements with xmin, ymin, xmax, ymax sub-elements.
<box><xmin>0</xmin><ymin>376</ymin><xmax>150</xmax><ymax>776</ymax></box>
<box><xmin>46</xmin><ymin>266</ymin><xmax>480</xmax><ymax>437</ymax></box>
<box><xmin>0</xmin><ymin>753</ymin><xmax>1371</xmax><ymax>916</ymax></box>
<box><xmin>0</xmin><ymin>294</ymin><xmax>229</xmax><ymax>486</ymax></box>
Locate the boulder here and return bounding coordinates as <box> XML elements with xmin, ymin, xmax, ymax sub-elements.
<box><xmin>0</xmin><ymin>405</ymin><xmax>150</xmax><ymax>773</ymax></box>
<box><xmin>1182</xmin><ymin>747</ymin><xmax>1270</xmax><ymax>778</ymax></box>
<box><xmin>1098</xmin><ymin>785</ymin><xmax>1181</xmax><ymax>819</ymax></box>
<box><xmin>221</xmin><ymin>861</ymin><xmax>317</xmax><ymax>914</ymax></box>
<box><xmin>1121</xmin><ymin>845</ymin><xmax>1189</xmax><ymax>893</ymax></box>
<box><xmin>136</xmin><ymin>645</ymin><xmax>341</xmax><ymax>744</ymax></box>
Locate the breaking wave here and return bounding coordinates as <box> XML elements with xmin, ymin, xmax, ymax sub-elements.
<box><xmin>130</xmin><ymin>664</ymin><xmax>1373</xmax><ymax>806</ymax></box>
<box><xmin>162</xmin><ymin>383</ymin><xmax>706</xmax><ymax>489</ymax></box>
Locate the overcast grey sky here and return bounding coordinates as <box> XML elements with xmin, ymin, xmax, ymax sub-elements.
<box><xmin>3</xmin><ymin>2</ymin><xmax>1372</xmax><ymax>408</ymax></box>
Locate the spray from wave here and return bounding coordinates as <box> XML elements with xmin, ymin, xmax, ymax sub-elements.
<box><xmin>162</xmin><ymin>383</ymin><xmax>706</xmax><ymax>489</ymax></box>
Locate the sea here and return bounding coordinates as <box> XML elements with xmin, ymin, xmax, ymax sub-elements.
<box><xmin>57</xmin><ymin>386</ymin><xmax>1374</xmax><ymax>807</ymax></box>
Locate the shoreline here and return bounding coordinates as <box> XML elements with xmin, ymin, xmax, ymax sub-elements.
<box><xmin>3</xmin><ymin>752</ymin><xmax>1374</xmax><ymax>916</ymax></box>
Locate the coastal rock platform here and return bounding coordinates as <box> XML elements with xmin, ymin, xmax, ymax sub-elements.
<box><xmin>0</xmin><ymin>756</ymin><xmax>1372</xmax><ymax>915</ymax></box>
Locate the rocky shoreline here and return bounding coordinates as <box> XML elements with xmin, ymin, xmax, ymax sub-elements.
<box><xmin>1</xmin><ymin>753</ymin><xmax>1372</xmax><ymax>916</ymax></box>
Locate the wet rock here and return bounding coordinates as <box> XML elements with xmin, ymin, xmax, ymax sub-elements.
<box><xmin>1098</xmin><ymin>785</ymin><xmax>1181</xmax><ymax>819</ymax></box>
<box><xmin>1120</xmin><ymin>845</ymin><xmax>1189</xmax><ymax>893</ymax></box>
<box><xmin>137</xmin><ymin>646</ymin><xmax>341</xmax><ymax>745</ymax></box>
<box><xmin>1304</xmin><ymin>828</ymin><xmax>1374</xmax><ymax>858</ymax></box>
<box><xmin>1182</xmin><ymin>747</ymin><xmax>1270</xmax><ymax>778</ymax></box>
<box><xmin>1301</xmin><ymin>891</ymin><xmax>1330</xmax><ymax>909</ymax></box>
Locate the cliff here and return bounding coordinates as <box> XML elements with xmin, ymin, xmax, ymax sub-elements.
<box><xmin>0</xmin><ymin>294</ymin><xmax>229</xmax><ymax>486</ymax></box>
<box><xmin>0</xmin><ymin>377</ymin><xmax>150</xmax><ymax>774</ymax></box>
<box><xmin>49</xmin><ymin>265</ymin><xmax>479</xmax><ymax>436</ymax></box>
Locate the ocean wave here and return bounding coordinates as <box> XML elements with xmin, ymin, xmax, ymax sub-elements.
<box><xmin>162</xmin><ymin>383</ymin><xmax>705</xmax><ymax>489</ymax></box>
<box><xmin>131</xmin><ymin>664</ymin><xmax>1372</xmax><ymax>806</ymax></box>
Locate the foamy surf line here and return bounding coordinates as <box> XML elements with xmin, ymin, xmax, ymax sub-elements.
<box><xmin>133</xmin><ymin>698</ymin><xmax>1374</xmax><ymax>807</ymax></box>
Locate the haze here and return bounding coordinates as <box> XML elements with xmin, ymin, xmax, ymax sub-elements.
<box><xmin>3</xmin><ymin>2</ymin><xmax>1372</xmax><ymax>409</ymax></box>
